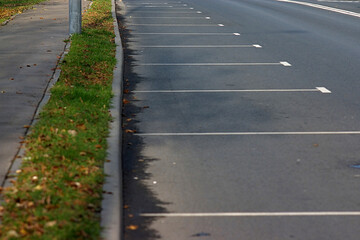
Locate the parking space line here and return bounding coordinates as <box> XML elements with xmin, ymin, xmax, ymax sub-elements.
<box><xmin>140</xmin><ymin>212</ymin><xmax>360</xmax><ymax>217</ymax></box>
<box><xmin>137</xmin><ymin>44</ymin><xmax>262</xmax><ymax>48</ymax></box>
<box><xmin>132</xmin><ymin>33</ymin><xmax>241</xmax><ymax>35</ymax></box>
<box><xmin>126</xmin><ymin>6</ymin><xmax>175</xmax><ymax>8</ymax></box>
<box><xmin>133</xmin><ymin>87</ymin><xmax>330</xmax><ymax>93</ymax></box>
<box><xmin>127</xmin><ymin>23</ymin><xmax>220</xmax><ymax>26</ymax></box>
<box><xmin>138</xmin><ymin>62</ymin><xmax>291</xmax><ymax>66</ymax></box>
<box><xmin>127</xmin><ymin>11</ymin><xmax>202</xmax><ymax>13</ymax></box>
<box><xmin>129</xmin><ymin>17</ymin><xmax>211</xmax><ymax>19</ymax></box>
<box><xmin>135</xmin><ymin>131</ymin><xmax>360</xmax><ymax>136</ymax></box>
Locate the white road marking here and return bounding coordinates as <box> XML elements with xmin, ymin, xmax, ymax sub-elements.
<box><xmin>143</xmin><ymin>6</ymin><xmax>174</xmax><ymax>7</ymax></box>
<box><xmin>280</xmin><ymin>61</ymin><xmax>292</xmax><ymax>66</ymax></box>
<box><xmin>133</xmin><ymin>87</ymin><xmax>330</xmax><ymax>93</ymax></box>
<box><xmin>278</xmin><ymin>0</ymin><xmax>360</xmax><ymax>18</ymax></box>
<box><xmin>128</xmin><ymin>23</ymin><xmax>218</xmax><ymax>26</ymax></box>
<box><xmin>128</xmin><ymin>2</ymin><xmax>181</xmax><ymax>4</ymax></box>
<box><xmin>140</xmin><ymin>212</ymin><xmax>360</xmax><ymax>217</ymax></box>
<box><xmin>135</xmin><ymin>131</ymin><xmax>360</xmax><ymax>136</ymax></box>
<box><xmin>129</xmin><ymin>17</ymin><xmax>210</xmax><ymax>19</ymax></box>
<box><xmin>128</xmin><ymin>11</ymin><xmax>199</xmax><ymax>13</ymax></box>
<box><xmin>316</xmin><ymin>87</ymin><xmax>332</xmax><ymax>93</ymax></box>
<box><xmin>138</xmin><ymin>62</ymin><xmax>290</xmax><ymax>66</ymax></box>
<box><xmin>137</xmin><ymin>44</ymin><xmax>261</xmax><ymax>48</ymax></box>
<box><xmin>318</xmin><ymin>0</ymin><xmax>360</xmax><ymax>2</ymax></box>
<box><xmin>132</xmin><ymin>32</ymin><xmax>242</xmax><ymax>35</ymax></box>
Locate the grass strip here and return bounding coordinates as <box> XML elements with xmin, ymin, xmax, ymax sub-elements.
<box><xmin>0</xmin><ymin>0</ymin><xmax>116</xmax><ymax>238</ymax></box>
<box><xmin>0</xmin><ymin>0</ymin><xmax>46</xmax><ymax>24</ymax></box>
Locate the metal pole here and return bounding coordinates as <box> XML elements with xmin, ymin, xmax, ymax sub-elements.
<box><xmin>69</xmin><ymin>0</ymin><xmax>82</xmax><ymax>34</ymax></box>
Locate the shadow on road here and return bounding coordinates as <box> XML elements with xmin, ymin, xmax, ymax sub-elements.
<box><xmin>117</xmin><ymin>11</ymin><xmax>169</xmax><ymax>240</ymax></box>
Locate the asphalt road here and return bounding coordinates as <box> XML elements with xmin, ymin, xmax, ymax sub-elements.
<box><xmin>119</xmin><ymin>0</ymin><xmax>360</xmax><ymax>239</ymax></box>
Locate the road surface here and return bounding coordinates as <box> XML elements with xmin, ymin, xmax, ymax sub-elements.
<box><xmin>119</xmin><ymin>0</ymin><xmax>360</xmax><ymax>239</ymax></box>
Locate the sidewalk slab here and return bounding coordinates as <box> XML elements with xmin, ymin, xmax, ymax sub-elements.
<box><xmin>0</xmin><ymin>0</ymin><xmax>82</xmax><ymax>183</ymax></box>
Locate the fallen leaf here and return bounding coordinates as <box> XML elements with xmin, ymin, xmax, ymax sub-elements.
<box><xmin>67</xmin><ymin>130</ymin><xmax>77</xmax><ymax>137</ymax></box>
<box><xmin>45</xmin><ymin>221</ymin><xmax>57</xmax><ymax>228</ymax></box>
<box><xmin>126</xmin><ymin>225</ymin><xmax>138</xmax><ymax>230</ymax></box>
<box><xmin>123</xmin><ymin>99</ymin><xmax>130</xmax><ymax>104</ymax></box>
<box><xmin>10</xmin><ymin>78</ymin><xmax>14</xmax><ymax>80</ymax></box>
<box><xmin>76</xmin><ymin>124</ymin><xmax>87</xmax><ymax>130</ymax></box>
<box><xmin>125</xmin><ymin>129</ymin><xmax>136</xmax><ymax>133</ymax></box>
<box><xmin>7</xmin><ymin>230</ymin><xmax>20</xmax><ymax>238</ymax></box>
<box><xmin>23</xmin><ymin>125</ymin><xmax>31</xmax><ymax>128</ymax></box>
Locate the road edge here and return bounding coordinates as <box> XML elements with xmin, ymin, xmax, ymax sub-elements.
<box><xmin>100</xmin><ymin>0</ymin><xmax>123</xmax><ymax>238</ymax></box>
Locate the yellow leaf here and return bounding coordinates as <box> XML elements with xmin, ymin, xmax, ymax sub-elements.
<box><xmin>126</xmin><ymin>225</ymin><xmax>138</xmax><ymax>230</ymax></box>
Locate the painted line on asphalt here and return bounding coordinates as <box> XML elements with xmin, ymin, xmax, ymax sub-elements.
<box><xmin>278</xmin><ymin>0</ymin><xmax>360</xmax><ymax>18</ymax></box>
<box><xmin>133</xmin><ymin>87</ymin><xmax>331</xmax><ymax>93</ymax></box>
<box><xmin>137</xmin><ymin>44</ymin><xmax>262</xmax><ymax>48</ymax></box>
<box><xmin>127</xmin><ymin>23</ymin><xmax>221</xmax><ymax>26</ymax></box>
<box><xmin>126</xmin><ymin>5</ymin><xmax>175</xmax><ymax>7</ymax></box>
<box><xmin>128</xmin><ymin>11</ymin><xmax>202</xmax><ymax>13</ymax></box>
<box><xmin>135</xmin><ymin>131</ymin><xmax>360</xmax><ymax>136</ymax></box>
<box><xmin>128</xmin><ymin>2</ymin><xmax>181</xmax><ymax>4</ymax></box>
<box><xmin>138</xmin><ymin>62</ymin><xmax>291</xmax><ymax>66</ymax></box>
<box><xmin>132</xmin><ymin>32</ymin><xmax>241</xmax><ymax>35</ymax></box>
<box><xmin>316</xmin><ymin>87</ymin><xmax>332</xmax><ymax>93</ymax></box>
<box><xmin>140</xmin><ymin>212</ymin><xmax>360</xmax><ymax>217</ymax></box>
<box><xmin>129</xmin><ymin>17</ymin><xmax>211</xmax><ymax>19</ymax></box>
<box><xmin>318</xmin><ymin>0</ymin><xmax>360</xmax><ymax>2</ymax></box>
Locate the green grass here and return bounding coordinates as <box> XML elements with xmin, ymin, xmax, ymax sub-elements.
<box><xmin>0</xmin><ymin>0</ymin><xmax>116</xmax><ymax>238</ymax></box>
<box><xmin>0</xmin><ymin>0</ymin><xmax>45</xmax><ymax>24</ymax></box>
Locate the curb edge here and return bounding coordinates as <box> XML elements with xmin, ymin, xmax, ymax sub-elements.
<box><xmin>100</xmin><ymin>0</ymin><xmax>124</xmax><ymax>238</ymax></box>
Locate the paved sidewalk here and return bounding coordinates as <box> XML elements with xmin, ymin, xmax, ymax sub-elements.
<box><xmin>0</xmin><ymin>0</ymin><xmax>87</xmax><ymax>183</ymax></box>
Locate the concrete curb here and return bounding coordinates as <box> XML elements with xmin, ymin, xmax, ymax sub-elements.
<box><xmin>100</xmin><ymin>0</ymin><xmax>123</xmax><ymax>238</ymax></box>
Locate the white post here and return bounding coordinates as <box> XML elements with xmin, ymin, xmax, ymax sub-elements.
<box><xmin>69</xmin><ymin>0</ymin><xmax>82</xmax><ymax>34</ymax></box>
